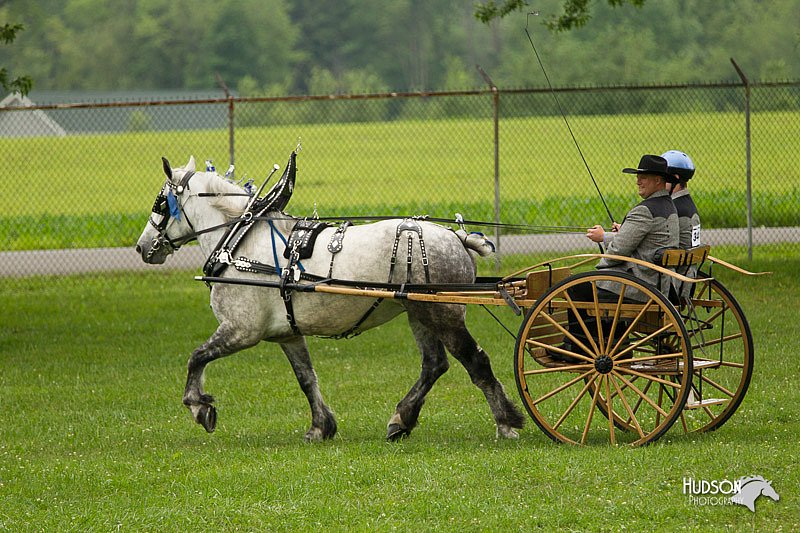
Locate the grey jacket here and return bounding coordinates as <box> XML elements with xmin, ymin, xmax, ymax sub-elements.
<box><xmin>596</xmin><ymin>189</ymin><xmax>679</xmax><ymax>301</ymax></box>
<box><xmin>672</xmin><ymin>188</ymin><xmax>702</xmax><ymax>298</ymax></box>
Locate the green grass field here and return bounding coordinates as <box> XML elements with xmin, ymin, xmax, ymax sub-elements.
<box><xmin>1</xmin><ymin>245</ymin><xmax>797</xmax><ymax>530</ymax></box>
<box><xmin>1</xmin><ymin>110</ymin><xmax>798</xmax><ymax>250</ymax></box>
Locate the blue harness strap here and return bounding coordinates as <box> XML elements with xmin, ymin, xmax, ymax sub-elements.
<box><xmin>268</xmin><ymin>220</ymin><xmax>282</xmax><ymax>270</ymax></box>
<box><xmin>268</xmin><ymin>220</ymin><xmax>304</xmax><ymax>272</ymax></box>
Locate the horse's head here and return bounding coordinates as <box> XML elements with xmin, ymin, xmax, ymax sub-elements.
<box><xmin>136</xmin><ymin>151</ymin><xmax>297</xmax><ymax>264</ymax></box>
<box><xmin>135</xmin><ymin>156</ymin><xmax>202</xmax><ymax>264</ymax></box>
<box><xmin>761</xmin><ymin>480</ymin><xmax>780</xmax><ymax>502</ymax></box>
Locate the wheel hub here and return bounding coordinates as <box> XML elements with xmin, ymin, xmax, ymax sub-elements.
<box><xmin>594</xmin><ymin>354</ymin><xmax>614</xmax><ymax>374</ymax></box>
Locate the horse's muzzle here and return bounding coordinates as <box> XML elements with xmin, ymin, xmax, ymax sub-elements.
<box><xmin>135</xmin><ymin>238</ymin><xmax>169</xmax><ymax>264</ymax></box>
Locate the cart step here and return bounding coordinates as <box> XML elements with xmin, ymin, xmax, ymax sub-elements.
<box><xmin>685</xmin><ymin>398</ymin><xmax>727</xmax><ymax>409</ymax></box>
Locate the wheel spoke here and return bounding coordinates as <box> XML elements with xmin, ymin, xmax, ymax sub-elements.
<box><xmin>530</xmin><ymin>312</ymin><xmax>596</xmax><ymax>362</ymax></box>
<box><xmin>678</xmin><ymin>405</ymin><xmax>689</xmax><ymax>432</ymax></box>
<box><xmin>691</xmin><ymin>332</ymin><xmax>743</xmax><ymax>350</ymax></box>
<box><xmin>615</xmin><ymin>299</ymin><xmax>656</xmax><ymax>345</ymax></box>
<box><xmin>604</xmin><ymin>286</ymin><xmax>627</xmax><ymax>355</ymax></box>
<box><xmin>697</xmin><ymin>373</ymin><xmax>735</xmax><ymax>398</ymax></box>
<box><xmin>626</xmin><ymin>378</ymin><xmax>652</xmax><ymax>424</ymax></box>
<box><xmin>614</xmin><ymin>323</ymin><xmax>680</xmax><ymax>360</ymax></box>
<box><xmin>612</xmin><ymin>370</ymin><xmax>670</xmax><ymax>418</ymax></box>
<box><xmin>553</xmin><ymin>374</ymin><xmax>598</xmax><ymax>430</ymax></box>
<box><xmin>581</xmin><ymin>377</ymin><xmax>603</xmax><ymax>444</ymax></box>
<box><xmin>604</xmin><ymin>375</ymin><xmax>616</xmax><ymax>445</ymax></box>
<box><xmin>591</xmin><ymin>283</ymin><xmax>606</xmax><ymax>352</ymax></box>
<box><xmin>526</xmin><ymin>337</ymin><xmax>594</xmax><ymax>364</ymax></box>
<box><xmin>522</xmin><ymin>363</ymin><xmax>594</xmax><ymax>375</ymax></box>
<box><xmin>532</xmin><ymin>369</ymin><xmax>595</xmax><ymax>405</ymax></box>
<box><xmin>617</xmin><ymin>367</ymin><xmax>683</xmax><ymax>389</ymax></box>
<box><xmin>656</xmin><ymin>382</ymin><xmax>665</xmax><ymax>426</ymax></box>
<box><xmin>563</xmin><ymin>291</ymin><xmax>601</xmax><ymax>356</ymax></box>
<box><xmin>610</xmin><ymin>375</ymin><xmax>645</xmax><ymax>438</ymax></box>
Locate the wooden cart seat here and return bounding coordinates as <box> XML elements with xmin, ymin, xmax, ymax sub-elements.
<box><xmin>524</xmin><ymin>267</ymin><xmax>572</xmax><ymax>300</ymax></box>
<box><xmin>655</xmin><ymin>244</ymin><xmax>711</xmax><ymax>269</ymax></box>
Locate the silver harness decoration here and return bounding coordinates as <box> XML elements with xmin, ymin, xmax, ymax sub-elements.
<box><xmin>327</xmin><ymin>221</ymin><xmax>352</xmax><ymax>278</ymax></box>
<box><xmin>388</xmin><ymin>217</ymin><xmax>431</xmax><ymax>284</ymax></box>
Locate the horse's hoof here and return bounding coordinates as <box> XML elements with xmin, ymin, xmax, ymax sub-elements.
<box><xmin>496</xmin><ymin>424</ymin><xmax>519</xmax><ymax>439</ymax></box>
<box><xmin>304</xmin><ymin>427</ymin><xmax>325</xmax><ymax>442</ymax></box>
<box><xmin>197</xmin><ymin>404</ymin><xmax>217</xmax><ymax>433</ymax></box>
<box><xmin>386</xmin><ymin>423</ymin><xmax>410</xmax><ymax>441</ymax></box>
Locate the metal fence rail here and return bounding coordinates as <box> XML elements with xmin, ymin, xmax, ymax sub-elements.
<box><xmin>1</xmin><ymin>80</ymin><xmax>798</xmax><ymax>278</ymax></box>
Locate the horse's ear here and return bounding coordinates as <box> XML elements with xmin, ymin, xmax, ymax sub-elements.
<box><xmin>186</xmin><ymin>155</ymin><xmax>196</xmax><ymax>172</ymax></box>
<box><xmin>162</xmin><ymin>157</ymin><xmax>172</xmax><ymax>179</ymax></box>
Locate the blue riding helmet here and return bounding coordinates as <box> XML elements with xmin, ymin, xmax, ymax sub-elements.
<box><xmin>661</xmin><ymin>150</ymin><xmax>695</xmax><ymax>181</ymax></box>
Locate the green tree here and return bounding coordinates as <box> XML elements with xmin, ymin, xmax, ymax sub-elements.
<box><xmin>0</xmin><ymin>21</ymin><xmax>32</xmax><ymax>95</ymax></box>
<box><xmin>474</xmin><ymin>0</ymin><xmax>646</xmax><ymax>30</ymax></box>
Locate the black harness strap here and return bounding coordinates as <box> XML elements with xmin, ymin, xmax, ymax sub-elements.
<box><xmin>327</xmin><ymin>221</ymin><xmax>351</xmax><ymax>278</ymax></box>
<box><xmin>280</xmin><ymin>250</ymin><xmax>302</xmax><ymax>336</ymax></box>
<box><xmin>331</xmin><ymin>298</ymin><xmax>385</xmax><ymax>339</ymax></box>
<box><xmin>283</xmin><ymin>220</ymin><xmax>329</xmax><ymax>260</ymax></box>
<box><xmin>278</xmin><ymin>220</ymin><xmax>330</xmax><ymax>336</ymax></box>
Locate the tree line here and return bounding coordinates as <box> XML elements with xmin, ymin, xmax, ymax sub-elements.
<box><xmin>1</xmin><ymin>0</ymin><xmax>798</xmax><ymax>98</ymax></box>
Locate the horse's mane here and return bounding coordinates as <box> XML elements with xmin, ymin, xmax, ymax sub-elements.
<box><xmin>739</xmin><ymin>475</ymin><xmax>768</xmax><ymax>486</ymax></box>
<box><xmin>202</xmin><ymin>172</ymin><xmax>251</xmax><ymax>218</ymax></box>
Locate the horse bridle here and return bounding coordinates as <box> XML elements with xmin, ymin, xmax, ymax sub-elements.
<box><xmin>147</xmin><ymin>170</ymin><xmax>197</xmax><ymax>258</ymax></box>
<box><xmin>147</xmin><ymin>169</ymin><xmax>256</xmax><ymax>259</ymax></box>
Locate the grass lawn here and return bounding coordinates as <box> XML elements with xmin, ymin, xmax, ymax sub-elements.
<box><xmin>1</xmin><ymin>245</ymin><xmax>797</xmax><ymax>530</ymax></box>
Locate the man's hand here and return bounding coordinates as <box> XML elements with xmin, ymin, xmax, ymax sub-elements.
<box><xmin>586</xmin><ymin>225</ymin><xmax>605</xmax><ymax>243</ymax></box>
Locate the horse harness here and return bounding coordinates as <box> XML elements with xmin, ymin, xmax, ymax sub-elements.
<box><xmin>203</xmin><ymin>214</ymin><xmax>432</xmax><ymax>339</ymax></box>
<box><xmin>152</xmin><ymin>155</ymin><xmax>434</xmax><ymax>338</ymax></box>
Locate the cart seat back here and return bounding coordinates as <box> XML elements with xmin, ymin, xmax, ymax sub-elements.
<box><xmin>654</xmin><ymin>244</ymin><xmax>711</xmax><ymax>269</ymax></box>
<box><xmin>525</xmin><ymin>267</ymin><xmax>572</xmax><ymax>300</ymax></box>
<box><xmin>655</xmin><ymin>244</ymin><xmax>711</xmax><ymax>305</ymax></box>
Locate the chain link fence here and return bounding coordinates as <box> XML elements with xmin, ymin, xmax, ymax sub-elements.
<box><xmin>1</xmin><ymin>81</ymin><xmax>798</xmax><ymax>279</ymax></box>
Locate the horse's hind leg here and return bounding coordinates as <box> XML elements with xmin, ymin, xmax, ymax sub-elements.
<box><xmin>443</xmin><ymin>324</ymin><xmax>525</xmax><ymax>438</ymax></box>
<box><xmin>400</xmin><ymin>303</ymin><xmax>524</xmax><ymax>439</ymax></box>
<box><xmin>387</xmin><ymin>313</ymin><xmax>451</xmax><ymax>440</ymax></box>
<box><xmin>280</xmin><ymin>337</ymin><xmax>337</xmax><ymax>442</ymax></box>
<box><xmin>183</xmin><ymin>323</ymin><xmax>259</xmax><ymax>433</ymax></box>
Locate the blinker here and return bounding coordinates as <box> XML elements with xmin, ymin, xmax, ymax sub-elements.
<box><xmin>167</xmin><ymin>189</ymin><xmax>181</xmax><ymax>220</ymax></box>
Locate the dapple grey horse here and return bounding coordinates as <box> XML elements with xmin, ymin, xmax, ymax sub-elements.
<box><xmin>135</xmin><ymin>156</ymin><xmax>524</xmax><ymax>441</ymax></box>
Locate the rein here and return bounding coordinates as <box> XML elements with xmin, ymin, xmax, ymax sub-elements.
<box><xmin>525</xmin><ymin>13</ymin><xmax>614</xmax><ymax>226</ymax></box>
<box><xmin>251</xmin><ymin>214</ymin><xmax>588</xmax><ymax>235</ymax></box>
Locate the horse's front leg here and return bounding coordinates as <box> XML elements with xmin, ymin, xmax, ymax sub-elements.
<box><xmin>280</xmin><ymin>337</ymin><xmax>337</xmax><ymax>442</ymax></box>
<box><xmin>183</xmin><ymin>323</ymin><xmax>259</xmax><ymax>433</ymax></box>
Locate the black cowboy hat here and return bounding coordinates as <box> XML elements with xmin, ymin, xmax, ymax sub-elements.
<box><xmin>622</xmin><ymin>154</ymin><xmax>671</xmax><ymax>178</ymax></box>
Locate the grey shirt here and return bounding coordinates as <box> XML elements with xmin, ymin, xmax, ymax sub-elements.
<box><xmin>596</xmin><ymin>189</ymin><xmax>679</xmax><ymax>301</ymax></box>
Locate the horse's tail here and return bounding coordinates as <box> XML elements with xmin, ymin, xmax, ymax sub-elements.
<box><xmin>454</xmin><ymin>229</ymin><xmax>495</xmax><ymax>257</ymax></box>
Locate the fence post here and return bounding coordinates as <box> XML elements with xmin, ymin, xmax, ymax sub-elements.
<box><xmin>216</xmin><ymin>73</ymin><xmax>235</xmax><ymax>171</ymax></box>
<box><xmin>477</xmin><ymin>66</ymin><xmax>501</xmax><ymax>268</ymax></box>
<box><xmin>730</xmin><ymin>58</ymin><xmax>753</xmax><ymax>260</ymax></box>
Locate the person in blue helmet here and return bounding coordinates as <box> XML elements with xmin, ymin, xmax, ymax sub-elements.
<box><xmin>661</xmin><ymin>149</ymin><xmax>701</xmax><ymax>300</ymax></box>
<box><xmin>661</xmin><ymin>150</ymin><xmax>700</xmax><ymax>249</ymax></box>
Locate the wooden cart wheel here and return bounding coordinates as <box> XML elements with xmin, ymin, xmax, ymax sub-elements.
<box><xmin>514</xmin><ymin>271</ymin><xmax>692</xmax><ymax>446</ymax></box>
<box><xmin>673</xmin><ymin>274</ymin><xmax>754</xmax><ymax>433</ymax></box>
